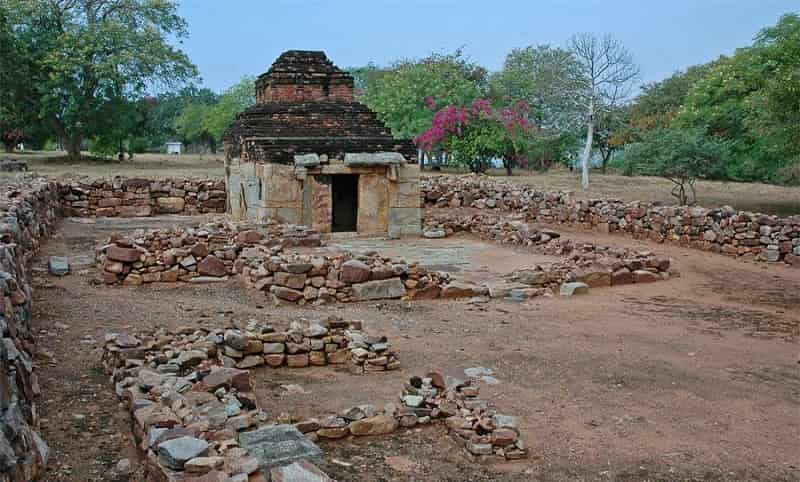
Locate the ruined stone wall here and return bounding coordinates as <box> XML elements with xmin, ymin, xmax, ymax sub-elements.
<box><xmin>0</xmin><ymin>179</ymin><xmax>61</xmax><ymax>481</ymax></box>
<box><xmin>60</xmin><ymin>177</ymin><xmax>226</xmax><ymax>217</ymax></box>
<box><xmin>421</xmin><ymin>176</ymin><xmax>800</xmax><ymax>267</ymax></box>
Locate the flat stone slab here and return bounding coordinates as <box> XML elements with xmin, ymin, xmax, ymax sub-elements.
<box><xmin>271</xmin><ymin>460</ymin><xmax>332</xmax><ymax>482</ymax></box>
<box><xmin>344</xmin><ymin>152</ymin><xmax>405</xmax><ymax>166</ymax></box>
<box><xmin>560</xmin><ymin>282</ymin><xmax>589</xmax><ymax>296</ymax></box>
<box><xmin>48</xmin><ymin>256</ymin><xmax>70</xmax><ymax>276</ymax></box>
<box><xmin>239</xmin><ymin>425</ymin><xmax>322</xmax><ymax>469</ymax></box>
<box><xmin>350</xmin><ymin>278</ymin><xmax>407</xmax><ymax>301</ymax></box>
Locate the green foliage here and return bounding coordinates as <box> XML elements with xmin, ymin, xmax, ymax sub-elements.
<box><xmin>489</xmin><ymin>45</ymin><xmax>585</xmax><ymax>133</ymax></box>
<box><xmin>623</xmin><ymin>62</ymin><xmax>718</xmax><ymax>142</ymax></box>
<box><xmin>2</xmin><ymin>0</ymin><xmax>197</xmax><ymax>159</ymax></box>
<box><xmin>363</xmin><ymin>50</ymin><xmax>487</xmax><ymax>139</ymax></box>
<box><xmin>346</xmin><ymin>63</ymin><xmax>380</xmax><ymax>93</ymax></box>
<box><xmin>174</xmin><ymin>76</ymin><xmax>255</xmax><ymax>152</ymax></box>
<box><xmin>623</xmin><ymin>128</ymin><xmax>733</xmax><ymax>204</ymax></box>
<box><xmin>146</xmin><ymin>87</ymin><xmax>218</xmax><ymax>147</ymax></box>
<box><xmin>671</xmin><ymin>13</ymin><xmax>800</xmax><ymax>182</ymax></box>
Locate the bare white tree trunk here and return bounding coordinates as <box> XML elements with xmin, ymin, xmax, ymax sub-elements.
<box><xmin>580</xmin><ymin>99</ymin><xmax>594</xmax><ymax>189</ymax></box>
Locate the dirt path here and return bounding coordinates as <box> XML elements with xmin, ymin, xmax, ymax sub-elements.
<box><xmin>30</xmin><ymin>217</ymin><xmax>800</xmax><ymax>481</ymax></box>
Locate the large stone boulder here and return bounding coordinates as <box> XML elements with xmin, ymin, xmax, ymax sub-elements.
<box><xmin>340</xmin><ymin>260</ymin><xmax>371</xmax><ymax>284</ymax></box>
<box><xmin>197</xmin><ymin>255</ymin><xmax>227</xmax><ymax>277</ymax></box>
<box><xmin>351</xmin><ymin>278</ymin><xmax>407</xmax><ymax>301</ymax></box>
<box><xmin>156</xmin><ymin>196</ymin><xmax>186</xmax><ymax>214</ymax></box>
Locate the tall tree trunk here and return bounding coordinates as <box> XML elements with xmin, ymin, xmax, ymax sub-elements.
<box><xmin>418</xmin><ymin>149</ymin><xmax>425</xmax><ymax>170</ymax></box>
<box><xmin>505</xmin><ymin>159</ymin><xmax>513</xmax><ymax>176</ymax></box>
<box><xmin>64</xmin><ymin>133</ymin><xmax>82</xmax><ymax>160</ymax></box>
<box><xmin>580</xmin><ymin>100</ymin><xmax>595</xmax><ymax>189</ymax></box>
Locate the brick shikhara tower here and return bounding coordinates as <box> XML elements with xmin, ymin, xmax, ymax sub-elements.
<box><xmin>224</xmin><ymin>50</ymin><xmax>421</xmax><ymax>237</ymax></box>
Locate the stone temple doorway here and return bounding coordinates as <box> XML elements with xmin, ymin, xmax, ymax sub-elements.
<box><xmin>332</xmin><ymin>174</ymin><xmax>359</xmax><ymax>232</ymax></box>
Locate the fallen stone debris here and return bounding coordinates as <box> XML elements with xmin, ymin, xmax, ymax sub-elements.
<box><xmin>101</xmin><ymin>317</ymin><xmax>399</xmax><ymax>480</ymax></box>
<box><xmin>424</xmin><ymin>211</ymin><xmax>672</xmax><ymax>301</ymax></box>
<box><xmin>422</xmin><ymin>175</ymin><xmax>800</xmax><ymax>267</ymax></box>
<box><xmin>290</xmin><ymin>373</ymin><xmax>526</xmax><ymax>462</ymax></box>
<box><xmin>94</xmin><ymin>219</ymin><xmax>476</xmax><ymax>304</ymax></box>
<box><xmin>94</xmin><ymin>219</ymin><xmax>320</xmax><ymax>285</ymax></box>
<box><xmin>101</xmin><ymin>316</ymin><xmax>525</xmax><ymax>480</ymax></box>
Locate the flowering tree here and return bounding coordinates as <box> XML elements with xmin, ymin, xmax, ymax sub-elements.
<box><xmin>415</xmin><ymin>99</ymin><xmax>537</xmax><ymax>175</ymax></box>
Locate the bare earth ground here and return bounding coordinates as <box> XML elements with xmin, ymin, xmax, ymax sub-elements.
<box><xmin>29</xmin><ymin>215</ymin><xmax>800</xmax><ymax>481</ymax></box>
<box><xmin>3</xmin><ymin>151</ymin><xmax>799</xmax><ymax>215</ymax></box>
<box><xmin>3</xmin><ymin>151</ymin><xmax>225</xmax><ymax>179</ymax></box>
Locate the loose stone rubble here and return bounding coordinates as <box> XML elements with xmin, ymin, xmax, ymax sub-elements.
<box><xmin>1</xmin><ymin>170</ymin><xmax>795</xmax><ymax>480</ymax></box>
<box><xmin>422</xmin><ymin>175</ymin><xmax>800</xmax><ymax>267</ymax></box>
<box><xmin>102</xmin><ymin>317</ymin><xmax>525</xmax><ymax>480</ymax></box>
<box><xmin>94</xmin><ymin>220</ymin><xmax>321</xmax><ymax>285</ymax></box>
<box><xmin>101</xmin><ymin>317</ymin><xmax>401</xmax><ymax>480</ymax></box>
<box><xmin>290</xmin><ymin>374</ymin><xmax>526</xmax><ymax>463</ymax></box>
<box><xmin>424</xmin><ymin>211</ymin><xmax>672</xmax><ymax>300</ymax></box>
<box><xmin>94</xmin><ymin>219</ymin><xmax>464</xmax><ymax>304</ymax></box>
<box><xmin>0</xmin><ymin>179</ymin><xmax>59</xmax><ymax>480</ymax></box>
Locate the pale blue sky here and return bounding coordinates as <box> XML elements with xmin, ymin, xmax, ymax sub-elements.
<box><xmin>177</xmin><ymin>0</ymin><xmax>798</xmax><ymax>93</ymax></box>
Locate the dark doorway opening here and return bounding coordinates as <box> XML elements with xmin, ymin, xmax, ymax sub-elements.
<box><xmin>332</xmin><ymin>175</ymin><xmax>359</xmax><ymax>232</ymax></box>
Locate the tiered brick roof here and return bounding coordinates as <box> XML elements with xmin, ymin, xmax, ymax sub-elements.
<box><xmin>225</xmin><ymin>50</ymin><xmax>416</xmax><ymax>163</ymax></box>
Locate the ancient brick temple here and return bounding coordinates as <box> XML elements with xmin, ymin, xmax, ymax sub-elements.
<box><xmin>224</xmin><ymin>50</ymin><xmax>421</xmax><ymax>237</ymax></box>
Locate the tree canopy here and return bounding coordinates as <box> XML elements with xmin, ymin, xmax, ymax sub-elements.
<box><xmin>1</xmin><ymin>0</ymin><xmax>197</xmax><ymax>159</ymax></box>
<box><xmin>363</xmin><ymin>50</ymin><xmax>487</xmax><ymax>139</ymax></box>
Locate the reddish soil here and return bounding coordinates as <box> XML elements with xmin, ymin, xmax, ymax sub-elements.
<box><xmin>30</xmin><ymin>216</ymin><xmax>800</xmax><ymax>481</ymax></box>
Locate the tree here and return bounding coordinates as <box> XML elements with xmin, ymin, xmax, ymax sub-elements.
<box><xmin>363</xmin><ymin>50</ymin><xmax>487</xmax><ymax>140</ymax></box>
<box><xmin>623</xmin><ymin>62</ymin><xmax>718</xmax><ymax>143</ymax></box>
<box><xmin>347</xmin><ymin>63</ymin><xmax>381</xmax><ymax>95</ymax></box>
<box><xmin>175</xmin><ymin>77</ymin><xmax>255</xmax><ymax>152</ymax></box>
<box><xmin>3</xmin><ymin>0</ymin><xmax>197</xmax><ymax>160</ymax></box>
<box><xmin>569</xmin><ymin>33</ymin><xmax>640</xmax><ymax>188</ymax></box>
<box><xmin>623</xmin><ymin>128</ymin><xmax>732</xmax><ymax>205</ymax></box>
<box><xmin>593</xmin><ymin>106</ymin><xmax>627</xmax><ymax>173</ymax></box>
<box><xmin>145</xmin><ymin>87</ymin><xmax>218</xmax><ymax>149</ymax></box>
<box><xmin>416</xmin><ymin>99</ymin><xmax>538</xmax><ymax>175</ymax></box>
<box><xmin>490</xmin><ymin>45</ymin><xmax>585</xmax><ymax>133</ymax></box>
<box><xmin>204</xmin><ymin>76</ymin><xmax>255</xmax><ymax>143</ymax></box>
<box><xmin>673</xmin><ymin>14</ymin><xmax>800</xmax><ymax>182</ymax></box>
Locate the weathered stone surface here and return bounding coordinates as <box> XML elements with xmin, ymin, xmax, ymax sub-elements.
<box><xmin>350</xmin><ymin>278</ymin><xmax>406</xmax><ymax>301</ymax></box>
<box><xmin>349</xmin><ymin>414</ymin><xmax>398</xmax><ymax>436</ymax></box>
<box><xmin>270</xmin><ymin>460</ymin><xmax>332</xmax><ymax>482</ymax></box>
<box><xmin>48</xmin><ymin>256</ymin><xmax>70</xmax><ymax>276</ymax></box>
<box><xmin>106</xmin><ymin>246</ymin><xmax>141</xmax><ymax>263</ymax></box>
<box><xmin>238</xmin><ymin>425</ymin><xmax>322</xmax><ymax>469</ymax></box>
<box><xmin>156</xmin><ymin>197</ymin><xmax>186</xmax><ymax>213</ymax></box>
<box><xmin>559</xmin><ymin>282</ymin><xmax>589</xmax><ymax>296</ymax></box>
<box><xmin>633</xmin><ymin>270</ymin><xmax>659</xmax><ymax>283</ymax></box>
<box><xmin>158</xmin><ymin>436</ymin><xmax>209</xmax><ymax>470</ymax></box>
<box><xmin>274</xmin><ymin>272</ymin><xmax>307</xmax><ymax>290</ymax></box>
<box><xmin>344</xmin><ymin>152</ymin><xmax>405</xmax><ymax>166</ymax></box>
<box><xmin>271</xmin><ymin>285</ymin><xmax>303</xmax><ymax>302</ymax></box>
<box><xmin>441</xmin><ymin>282</ymin><xmax>489</xmax><ymax>299</ymax></box>
<box><xmin>340</xmin><ymin>260</ymin><xmax>371</xmax><ymax>283</ymax></box>
<box><xmin>197</xmin><ymin>255</ymin><xmax>227</xmax><ymax>277</ymax></box>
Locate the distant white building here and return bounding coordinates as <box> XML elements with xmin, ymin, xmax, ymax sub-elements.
<box><xmin>166</xmin><ymin>141</ymin><xmax>183</xmax><ymax>155</ymax></box>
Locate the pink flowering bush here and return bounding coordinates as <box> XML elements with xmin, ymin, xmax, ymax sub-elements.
<box><xmin>415</xmin><ymin>98</ymin><xmax>538</xmax><ymax>173</ymax></box>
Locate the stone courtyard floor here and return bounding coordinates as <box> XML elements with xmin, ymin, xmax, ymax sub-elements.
<box><xmin>30</xmin><ymin>216</ymin><xmax>800</xmax><ymax>481</ymax></box>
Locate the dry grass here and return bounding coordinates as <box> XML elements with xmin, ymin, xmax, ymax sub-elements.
<box><xmin>2</xmin><ymin>151</ymin><xmax>797</xmax><ymax>215</ymax></box>
<box><xmin>427</xmin><ymin>168</ymin><xmax>800</xmax><ymax>216</ymax></box>
<box><xmin>1</xmin><ymin>150</ymin><xmax>224</xmax><ymax>179</ymax></box>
